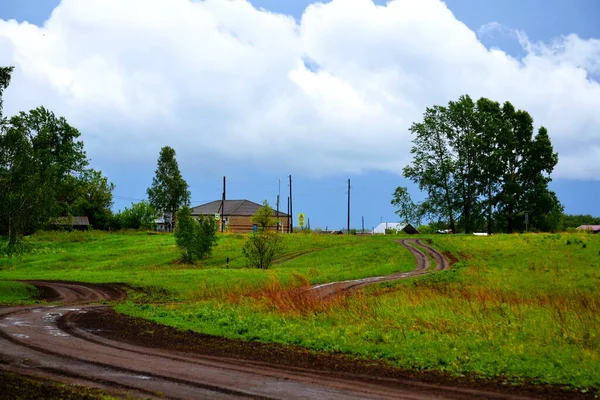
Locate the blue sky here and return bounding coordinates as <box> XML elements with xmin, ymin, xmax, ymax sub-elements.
<box><xmin>1</xmin><ymin>0</ymin><xmax>599</xmax><ymax>230</ymax></box>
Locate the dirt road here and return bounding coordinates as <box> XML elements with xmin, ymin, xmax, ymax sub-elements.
<box><xmin>0</xmin><ymin>242</ymin><xmax>580</xmax><ymax>399</ymax></box>
<box><xmin>309</xmin><ymin>239</ymin><xmax>447</xmax><ymax>298</ymax></box>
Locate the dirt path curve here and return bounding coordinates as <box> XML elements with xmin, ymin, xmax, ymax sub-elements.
<box><xmin>309</xmin><ymin>238</ymin><xmax>446</xmax><ymax>299</ymax></box>
<box><xmin>0</xmin><ymin>282</ymin><xmax>538</xmax><ymax>399</ymax></box>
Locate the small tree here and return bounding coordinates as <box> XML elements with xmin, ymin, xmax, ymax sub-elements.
<box><xmin>147</xmin><ymin>146</ymin><xmax>190</xmax><ymax>232</ymax></box>
<box><xmin>243</xmin><ymin>231</ymin><xmax>284</xmax><ymax>269</ymax></box>
<box><xmin>174</xmin><ymin>207</ymin><xmax>217</xmax><ymax>263</ymax></box>
<box><xmin>243</xmin><ymin>200</ymin><xmax>283</xmax><ymax>269</ymax></box>
<box><xmin>196</xmin><ymin>215</ymin><xmax>219</xmax><ymax>258</ymax></box>
<box><xmin>251</xmin><ymin>199</ymin><xmax>275</xmax><ymax>231</ymax></box>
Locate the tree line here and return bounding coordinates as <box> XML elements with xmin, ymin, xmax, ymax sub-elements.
<box><xmin>394</xmin><ymin>95</ymin><xmax>564</xmax><ymax>234</ymax></box>
<box><xmin>0</xmin><ymin>66</ymin><xmax>186</xmax><ymax>254</ymax></box>
<box><xmin>1</xmin><ymin>65</ymin><xmax>282</xmax><ymax>265</ymax></box>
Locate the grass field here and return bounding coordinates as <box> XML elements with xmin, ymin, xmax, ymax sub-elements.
<box><xmin>1</xmin><ymin>230</ymin><xmax>599</xmax><ymax>389</ymax></box>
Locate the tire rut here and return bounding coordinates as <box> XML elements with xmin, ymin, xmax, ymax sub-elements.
<box><xmin>2</xmin><ymin>282</ymin><xmax>481</xmax><ymax>399</ymax></box>
<box><xmin>307</xmin><ymin>238</ymin><xmax>449</xmax><ymax>299</ymax></box>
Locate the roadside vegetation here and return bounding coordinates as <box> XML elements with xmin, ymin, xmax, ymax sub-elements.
<box><xmin>0</xmin><ymin>280</ymin><xmax>38</xmax><ymax>304</ymax></box>
<box><xmin>1</xmin><ymin>230</ymin><xmax>599</xmax><ymax>390</ymax></box>
<box><xmin>0</xmin><ymin>370</ymin><xmax>120</xmax><ymax>400</ymax></box>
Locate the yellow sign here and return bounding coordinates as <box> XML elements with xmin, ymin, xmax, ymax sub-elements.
<box><xmin>298</xmin><ymin>213</ymin><xmax>305</xmax><ymax>227</ymax></box>
<box><xmin>215</xmin><ymin>213</ymin><xmax>220</xmax><ymax>220</ymax></box>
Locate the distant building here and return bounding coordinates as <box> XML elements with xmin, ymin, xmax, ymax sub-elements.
<box><xmin>154</xmin><ymin>216</ymin><xmax>169</xmax><ymax>232</ymax></box>
<box><xmin>373</xmin><ymin>222</ymin><xmax>419</xmax><ymax>235</ymax></box>
<box><xmin>53</xmin><ymin>216</ymin><xmax>90</xmax><ymax>230</ymax></box>
<box><xmin>577</xmin><ymin>225</ymin><xmax>600</xmax><ymax>234</ymax></box>
<box><xmin>191</xmin><ymin>200</ymin><xmax>290</xmax><ymax>233</ymax></box>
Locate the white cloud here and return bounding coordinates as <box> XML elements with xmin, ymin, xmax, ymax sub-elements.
<box><xmin>0</xmin><ymin>0</ymin><xmax>599</xmax><ymax>179</ymax></box>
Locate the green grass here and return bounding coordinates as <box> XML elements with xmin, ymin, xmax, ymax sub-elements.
<box><xmin>2</xmin><ymin>230</ymin><xmax>599</xmax><ymax>390</ymax></box>
<box><xmin>0</xmin><ymin>230</ymin><xmax>414</xmax><ymax>301</ymax></box>
<box><xmin>0</xmin><ymin>281</ymin><xmax>38</xmax><ymax>305</ymax></box>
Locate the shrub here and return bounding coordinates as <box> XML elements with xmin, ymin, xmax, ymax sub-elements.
<box><xmin>112</xmin><ymin>201</ymin><xmax>156</xmax><ymax>230</ymax></box>
<box><xmin>174</xmin><ymin>207</ymin><xmax>218</xmax><ymax>263</ymax></box>
<box><xmin>243</xmin><ymin>231</ymin><xmax>284</xmax><ymax>269</ymax></box>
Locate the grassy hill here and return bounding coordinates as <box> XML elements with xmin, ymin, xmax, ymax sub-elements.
<box><xmin>1</xmin><ymin>230</ymin><xmax>599</xmax><ymax>389</ymax></box>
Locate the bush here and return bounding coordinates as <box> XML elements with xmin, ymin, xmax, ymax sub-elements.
<box><xmin>174</xmin><ymin>207</ymin><xmax>218</xmax><ymax>263</ymax></box>
<box><xmin>243</xmin><ymin>231</ymin><xmax>284</xmax><ymax>269</ymax></box>
<box><xmin>112</xmin><ymin>201</ymin><xmax>156</xmax><ymax>230</ymax></box>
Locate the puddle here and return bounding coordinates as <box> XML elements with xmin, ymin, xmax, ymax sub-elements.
<box><xmin>49</xmin><ymin>331</ymin><xmax>70</xmax><ymax>337</ymax></box>
<box><xmin>12</xmin><ymin>333</ymin><xmax>29</xmax><ymax>339</ymax></box>
<box><xmin>43</xmin><ymin>312</ymin><xmax>63</xmax><ymax>321</ymax></box>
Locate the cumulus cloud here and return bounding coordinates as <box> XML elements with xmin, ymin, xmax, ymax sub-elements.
<box><xmin>0</xmin><ymin>0</ymin><xmax>599</xmax><ymax>179</ymax></box>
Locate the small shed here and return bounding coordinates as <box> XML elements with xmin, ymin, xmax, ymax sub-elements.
<box><xmin>53</xmin><ymin>216</ymin><xmax>90</xmax><ymax>230</ymax></box>
<box><xmin>373</xmin><ymin>222</ymin><xmax>419</xmax><ymax>235</ymax></box>
<box><xmin>577</xmin><ymin>225</ymin><xmax>600</xmax><ymax>234</ymax></box>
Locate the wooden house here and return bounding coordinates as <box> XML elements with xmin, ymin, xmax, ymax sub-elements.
<box><xmin>191</xmin><ymin>200</ymin><xmax>290</xmax><ymax>233</ymax></box>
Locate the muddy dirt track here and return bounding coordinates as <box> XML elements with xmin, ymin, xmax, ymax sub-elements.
<box><xmin>309</xmin><ymin>239</ymin><xmax>448</xmax><ymax>298</ymax></box>
<box><xmin>0</xmin><ymin>240</ymin><xmax>587</xmax><ymax>399</ymax></box>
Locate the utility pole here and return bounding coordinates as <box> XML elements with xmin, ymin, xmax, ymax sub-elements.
<box><xmin>362</xmin><ymin>216</ymin><xmax>364</xmax><ymax>233</ymax></box>
<box><xmin>287</xmin><ymin>196</ymin><xmax>290</xmax><ymax>233</ymax></box>
<box><xmin>276</xmin><ymin>194</ymin><xmax>280</xmax><ymax>232</ymax></box>
<box><xmin>308</xmin><ymin>218</ymin><xmax>311</xmax><ymax>233</ymax></box>
<box><xmin>347</xmin><ymin>178</ymin><xmax>351</xmax><ymax>234</ymax></box>
<box><xmin>221</xmin><ymin>176</ymin><xmax>226</xmax><ymax>232</ymax></box>
<box><xmin>276</xmin><ymin>179</ymin><xmax>280</xmax><ymax>233</ymax></box>
<box><xmin>289</xmin><ymin>175</ymin><xmax>293</xmax><ymax>233</ymax></box>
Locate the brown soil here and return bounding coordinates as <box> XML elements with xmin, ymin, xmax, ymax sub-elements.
<box><xmin>75</xmin><ymin>307</ymin><xmax>594</xmax><ymax>399</ymax></box>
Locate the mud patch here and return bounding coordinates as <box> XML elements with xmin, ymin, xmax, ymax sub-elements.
<box><xmin>73</xmin><ymin>308</ymin><xmax>596</xmax><ymax>400</ymax></box>
<box><xmin>0</xmin><ymin>370</ymin><xmax>112</xmax><ymax>400</ymax></box>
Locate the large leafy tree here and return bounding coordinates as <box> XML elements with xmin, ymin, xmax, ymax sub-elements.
<box><xmin>390</xmin><ymin>186</ymin><xmax>420</xmax><ymax>226</ymax></box>
<box><xmin>403</xmin><ymin>105</ymin><xmax>458</xmax><ymax>233</ymax></box>
<box><xmin>0</xmin><ymin>104</ymin><xmax>88</xmax><ymax>253</ymax></box>
<box><xmin>147</xmin><ymin>146</ymin><xmax>190</xmax><ymax>231</ymax></box>
<box><xmin>474</xmin><ymin>97</ymin><xmax>503</xmax><ymax>234</ymax></box>
<box><xmin>403</xmin><ymin>95</ymin><xmax>561</xmax><ymax>233</ymax></box>
<box><xmin>447</xmin><ymin>95</ymin><xmax>481</xmax><ymax>233</ymax></box>
<box><xmin>496</xmin><ymin>104</ymin><xmax>559</xmax><ymax>233</ymax></box>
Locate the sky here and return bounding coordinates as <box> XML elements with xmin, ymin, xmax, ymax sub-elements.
<box><xmin>1</xmin><ymin>0</ymin><xmax>599</xmax><ymax>230</ymax></box>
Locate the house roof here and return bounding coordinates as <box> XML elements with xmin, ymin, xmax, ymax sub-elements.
<box><xmin>373</xmin><ymin>222</ymin><xmax>418</xmax><ymax>234</ymax></box>
<box><xmin>577</xmin><ymin>225</ymin><xmax>600</xmax><ymax>231</ymax></box>
<box><xmin>55</xmin><ymin>216</ymin><xmax>90</xmax><ymax>226</ymax></box>
<box><xmin>191</xmin><ymin>200</ymin><xmax>289</xmax><ymax>217</ymax></box>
